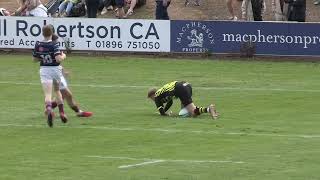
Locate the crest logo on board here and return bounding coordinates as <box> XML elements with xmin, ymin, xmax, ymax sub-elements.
<box><xmin>175</xmin><ymin>21</ymin><xmax>214</xmax><ymax>52</ymax></box>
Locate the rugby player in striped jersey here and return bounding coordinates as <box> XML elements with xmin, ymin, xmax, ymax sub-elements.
<box><xmin>32</xmin><ymin>25</ymin><xmax>67</xmax><ymax>127</ymax></box>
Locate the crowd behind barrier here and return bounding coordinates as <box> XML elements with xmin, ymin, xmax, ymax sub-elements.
<box><xmin>0</xmin><ymin>0</ymin><xmax>146</xmax><ymax>19</ymax></box>
<box><xmin>0</xmin><ymin>0</ymin><xmax>314</xmax><ymax>22</ymax></box>
<box><xmin>227</xmin><ymin>0</ymin><xmax>307</xmax><ymax>22</ymax></box>
<box><xmin>0</xmin><ymin>0</ymin><xmax>319</xmax><ymax>57</ymax></box>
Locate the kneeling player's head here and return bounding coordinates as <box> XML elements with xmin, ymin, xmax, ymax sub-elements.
<box><xmin>42</xmin><ymin>25</ymin><xmax>53</xmax><ymax>39</ymax></box>
<box><xmin>147</xmin><ymin>88</ymin><xmax>157</xmax><ymax>100</ymax></box>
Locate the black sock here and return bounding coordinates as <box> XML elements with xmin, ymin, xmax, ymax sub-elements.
<box><xmin>199</xmin><ymin>107</ymin><xmax>208</xmax><ymax>113</ymax></box>
<box><xmin>194</xmin><ymin>107</ymin><xmax>208</xmax><ymax>115</ymax></box>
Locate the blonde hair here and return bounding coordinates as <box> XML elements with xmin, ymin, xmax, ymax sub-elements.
<box><xmin>147</xmin><ymin>88</ymin><xmax>157</xmax><ymax>98</ymax></box>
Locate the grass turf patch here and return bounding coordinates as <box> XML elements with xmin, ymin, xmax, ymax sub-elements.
<box><xmin>1</xmin><ymin>54</ymin><xmax>320</xmax><ymax>179</ymax></box>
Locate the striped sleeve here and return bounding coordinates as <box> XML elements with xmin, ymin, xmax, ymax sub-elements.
<box><xmin>53</xmin><ymin>43</ymin><xmax>62</xmax><ymax>56</ymax></box>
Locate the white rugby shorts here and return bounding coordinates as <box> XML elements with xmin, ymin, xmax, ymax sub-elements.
<box><xmin>39</xmin><ymin>66</ymin><xmax>63</xmax><ymax>85</ymax></box>
<box><xmin>59</xmin><ymin>75</ymin><xmax>68</xmax><ymax>90</ymax></box>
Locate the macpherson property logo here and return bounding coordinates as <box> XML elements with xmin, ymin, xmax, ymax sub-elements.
<box><xmin>175</xmin><ymin>21</ymin><xmax>214</xmax><ymax>52</ymax></box>
<box><xmin>187</xmin><ymin>29</ymin><xmax>204</xmax><ymax>48</ymax></box>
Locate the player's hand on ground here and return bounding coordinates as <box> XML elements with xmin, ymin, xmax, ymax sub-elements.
<box><xmin>155</xmin><ymin>110</ymin><xmax>172</xmax><ymax>116</ymax></box>
<box><xmin>166</xmin><ymin>110</ymin><xmax>172</xmax><ymax>116</ymax></box>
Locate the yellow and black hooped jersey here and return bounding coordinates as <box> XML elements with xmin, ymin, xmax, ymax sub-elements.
<box><xmin>154</xmin><ymin>81</ymin><xmax>178</xmax><ymax>115</ymax></box>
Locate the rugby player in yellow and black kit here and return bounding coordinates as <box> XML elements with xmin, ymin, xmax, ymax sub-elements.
<box><xmin>147</xmin><ymin>81</ymin><xmax>219</xmax><ymax>119</ymax></box>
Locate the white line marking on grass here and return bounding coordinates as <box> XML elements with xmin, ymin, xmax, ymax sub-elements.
<box><xmin>1</xmin><ymin>123</ymin><xmax>320</xmax><ymax>139</ymax></box>
<box><xmin>0</xmin><ymin>81</ymin><xmax>319</xmax><ymax>92</ymax></box>
<box><xmin>86</xmin><ymin>155</ymin><xmax>245</xmax><ymax>169</ymax></box>
<box><xmin>118</xmin><ymin>160</ymin><xmax>165</xmax><ymax>169</ymax></box>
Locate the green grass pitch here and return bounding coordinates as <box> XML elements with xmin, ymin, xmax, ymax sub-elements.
<box><xmin>1</xmin><ymin>54</ymin><xmax>320</xmax><ymax>180</ymax></box>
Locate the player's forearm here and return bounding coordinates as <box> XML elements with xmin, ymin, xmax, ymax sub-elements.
<box><xmin>158</xmin><ymin>106</ymin><xmax>167</xmax><ymax>116</ymax></box>
<box><xmin>164</xmin><ymin>100</ymin><xmax>173</xmax><ymax>112</ymax></box>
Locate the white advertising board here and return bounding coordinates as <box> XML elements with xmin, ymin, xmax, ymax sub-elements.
<box><xmin>0</xmin><ymin>16</ymin><xmax>170</xmax><ymax>52</ymax></box>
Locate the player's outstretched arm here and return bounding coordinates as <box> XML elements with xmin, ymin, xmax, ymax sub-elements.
<box><xmin>164</xmin><ymin>100</ymin><xmax>173</xmax><ymax>113</ymax></box>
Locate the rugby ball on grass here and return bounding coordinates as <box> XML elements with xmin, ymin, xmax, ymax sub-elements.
<box><xmin>179</xmin><ymin>108</ymin><xmax>190</xmax><ymax>117</ymax></box>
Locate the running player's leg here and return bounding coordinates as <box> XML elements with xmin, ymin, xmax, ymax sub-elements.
<box><xmin>60</xmin><ymin>88</ymin><xmax>79</xmax><ymax>113</ymax></box>
<box><xmin>54</xmin><ymin>81</ymin><xmax>68</xmax><ymax>123</ymax></box>
<box><xmin>41</xmin><ymin>81</ymin><xmax>54</xmax><ymax>127</ymax></box>
<box><xmin>40</xmin><ymin>69</ymin><xmax>55</xmax><ymax>127</ymax></box>
<box><xmin>51</xmin><ymin>75</ymin><xmax>83</xmax><ymax>113</ymax></box>
<box><xmin>59</xmin><ymin>75</ymin><xmax>92</xmax><ymax>117</ymax></box>
<box><xmin>51</xmin><ymin>81</ymin><xmax>59</xmax><ymax>109</ymax></box>
<box><xmin>42</xmin><ymin>82</ymin><xmax>52</xmax><ymax>107</ymax></box>
<box><xmin>61</xmin><ymin>88</ymin><xmax>93</xmax><ymax>117</ymax></box>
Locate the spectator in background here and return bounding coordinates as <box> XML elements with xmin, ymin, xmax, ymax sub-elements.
<box><xmin>101</xmin><ymin>0</ymin><xmax>145</xmax><ymax>18</ymax></box>
<box><xmin>46</xmin><ymin>0</ymin><xmax>63</xmax><ymax>16</ymax></box>
<box><xmin>285</xmin><ymin>0</ymin><xmax>306</xmax><ymax>22</ymax></box>
<box><xmin>242</xmin><ymin>0</ymin><xmax>265</xmax><ymax>21</ymax></box>
<box><xmin>115</xmin><ymin>0</ymin><xmax>125</xmax><ymax>18</ymax></box>
<box><xmin>13</xmin><ymin>0</ymin><xmax>46</xmax><ymax>17</ymax></box>
<box><xmin>100</xmin><ymin>0</ymin><xmax>115</xmax><ymax>15</ymax></box>
<box><xmin>241</xmin><ymin>0</ymin><xmax>253</xmax><ymax>20</ymax></box>
<box><xmin>13</xmin><ymin>0</ymin><xmax>27</xmax><ymax>16</ymax></box>
<box><xmin>25</xmin><ymin>0</ymin><xmax>48</xmax><ymax>17</ymax></box>
<box><xmin>251</xmin><ymin>0</ymin><xmax>263</xmax><ymax>21</ymax></box>
<box><xmin>125</xmin><ymin>0</ymin><xmax>137</xmax><ymax>17</ymax></box>
<box><xmin>226</xmin><ymin>0</ymin><xmax>238</xmax><ymax>20</ymax></box>
<box><xmin>155</xmin><ymin>0</ymin><xmax>170</xmax><ymax>20</ymax></box>
<box><xmin>59</xmin><ymin>0</ymin><xmax>79</xmax><ymax>17</ymax></box>
<box><xmin>85</xmin><ymin>0</ymin><xmax>100</xmax><ymax>18</ymax></box>
<box><xmin>272</xmin><ymin>0</ymin><xmax>286</xmax><ymax>21</ymax></box>
<box><xmin>0</xmin><ymin>8</ymin><xmax>11</xmax><ymax>16</ymax></box>
<box><xmin>185</xmin><ymin>0</ymin><xmax>200</xmax><ymax>6</ymax></box>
